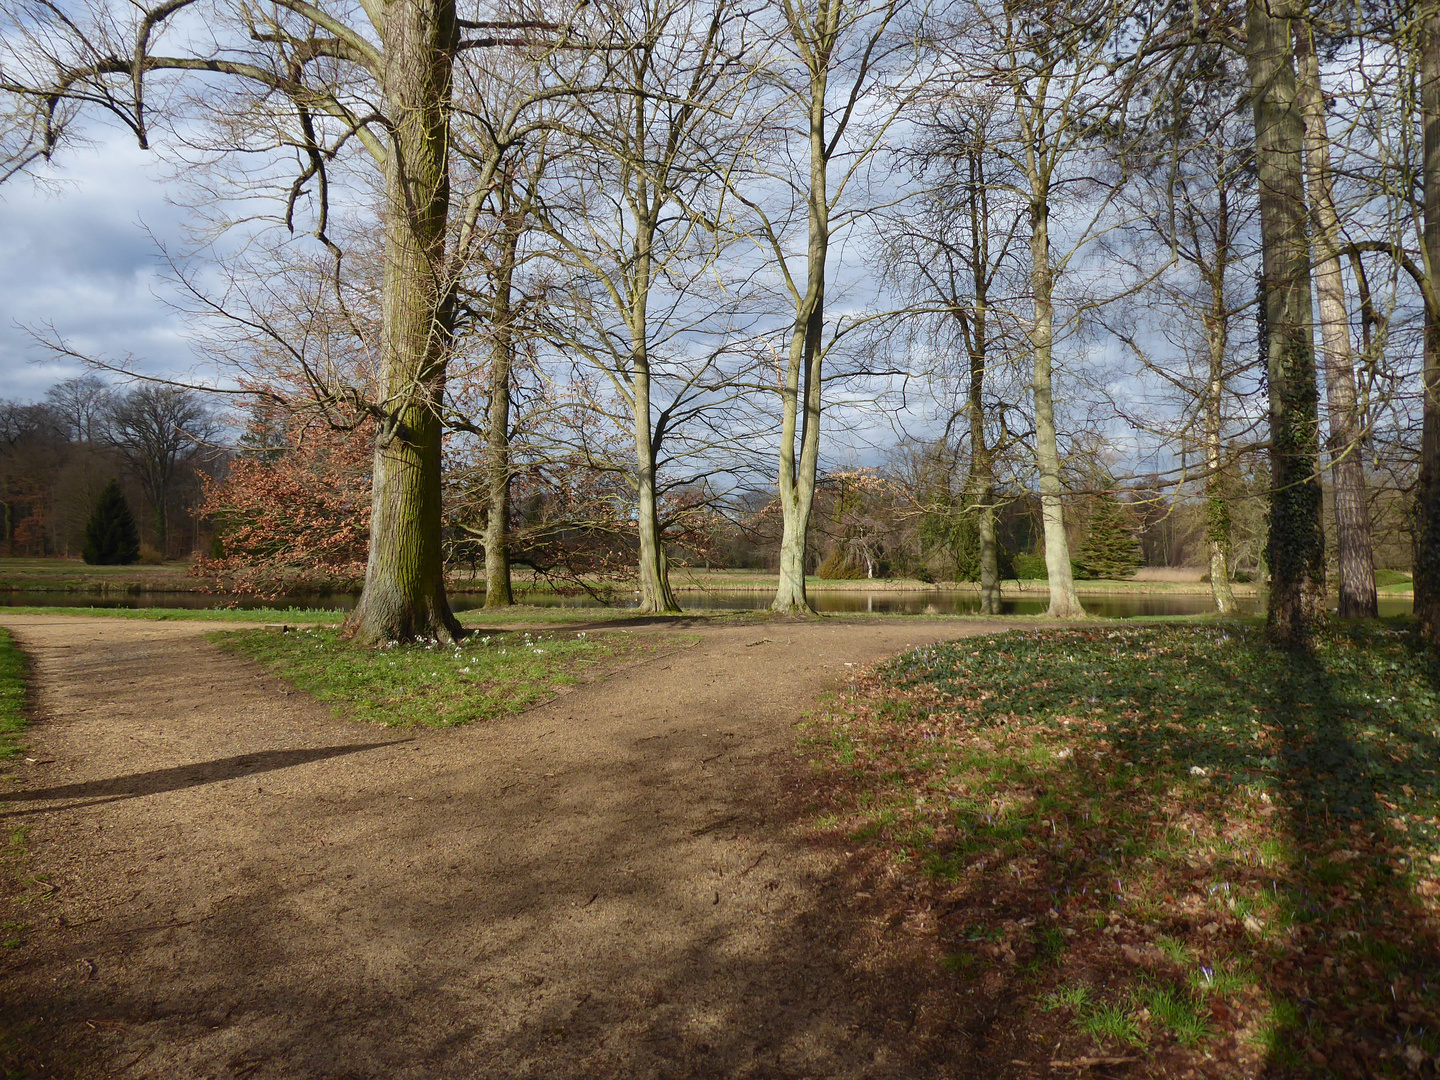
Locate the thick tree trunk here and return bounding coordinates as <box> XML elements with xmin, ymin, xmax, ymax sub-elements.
<box><xmin>1246</xmin><ymin>0</ymin><xmax>1327</xmax><ymax>642</ymax></box>
<box><xmin>1027</xmin><ymin>184</ymin><xmax>1084</xmax><ymax>618</ymax></box>
<box><xmin>346</xmin><ymin>0</ymin><xmax>461</xmax><ymax>644</ymax></box>
<box><xmin>483</xmin><ymin>223</ymin><xmax>517</xmax><ymax>608</ymax></box>
<box><xmin>1296</xmin><ymin>19</ymin><xmax>1378</xmax><ymax>619</ymax></box>
<box><xmin>1418</xmin><ymin>5</ymin><xmax>1440</xmax><ymax>643</ymax></box>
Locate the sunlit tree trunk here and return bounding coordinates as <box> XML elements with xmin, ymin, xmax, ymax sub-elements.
<box><xmin>1204</xmin><ymin>316</ymin><xmax>1238</xmax><ymax>616</ymax></box>
<box><xmin>1296</xmin><ymin>18</ymin><xmax>1377</xmax><ymax>619</ymax></box>
<box><xmin>346</xmin><ymin>0</ymin><xmax>462</xmax><ymax>644</ymax></box>
<box><xmin>1025</xmin><ymin>165</ymin><xmax>1084</xmax><ymax>618</ymax></box>
<box><xmin>1246</xmin><ymin>0</ymin><xmax>1327</xmax><ymax>642</ymax></box>
<box><xmin>773</xmin><ymin>51</ymin><xmax>829</xmax><ymax>616</ymax></box>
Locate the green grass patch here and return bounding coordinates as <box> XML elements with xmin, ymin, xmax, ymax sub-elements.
<box><xmin>0</xmin><ymin>628</ymin><xmax>28</xmax><ymax>759</ymax></box>
<box><xmin>803</xmin><ymin>621</ymin><xmax>1440</xmax><ymax>1074</ymax></box>
<box><xmin>213</xmin><ymin>626</ymin><xmax>664</xmax><ymax>726</ymax></box>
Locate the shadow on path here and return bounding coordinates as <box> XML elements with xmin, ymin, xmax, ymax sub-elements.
<box><xmin>0</xmin><ymin>742</ymin><xmax>409</xmax><ymax>814</ymax></box>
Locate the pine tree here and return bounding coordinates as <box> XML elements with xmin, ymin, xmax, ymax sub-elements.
<box><xmin>1076</xmin><ymin>490</ymin><xmax>1144</xmax><ymax>579</ymax></box>
<box><xmin>83</xmin><ymin>480</ymin><xmax>141</xmax><ymax>566</ymax></box>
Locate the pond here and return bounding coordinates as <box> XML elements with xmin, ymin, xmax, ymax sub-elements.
<box><xmin>0</xmin><ymin>588</ymin><xmax>1413</xmax><ymax>619</ymax></box>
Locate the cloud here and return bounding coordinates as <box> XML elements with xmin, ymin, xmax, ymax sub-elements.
<box><xmin>0</xmin><ymin>131</ymin><xmax>195</xmax><ymax>401</ymax></box>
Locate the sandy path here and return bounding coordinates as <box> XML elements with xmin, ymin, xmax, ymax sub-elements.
<box><xmin>0</xmin><ymin>613</ymin><xmax>1008</xmax><ymax>1079</ymax></box>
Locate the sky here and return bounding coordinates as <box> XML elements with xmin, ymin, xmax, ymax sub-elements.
<box><xmin>0</xmin><ymin>130</ymin><xmax>198</xmax><ymax>403</ymax></box>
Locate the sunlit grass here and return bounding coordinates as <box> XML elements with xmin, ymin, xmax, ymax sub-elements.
<box><xmin>0</xmin><ymin>629</ymin><xmax>27</xmax><ymax>758</ymax></box>
<box><xmin>213</xmin><ymin>626</ymin><xmax>665</xmax><ymax>726</ymax></box>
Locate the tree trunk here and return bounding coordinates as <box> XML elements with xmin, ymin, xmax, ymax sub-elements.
<box><xmin>633</xmin><ymin>357</ymin><xmax>681</xmax><ymax>614</ymax></box>
<box><xmin>964</xmin><ymin>146</ymin><xmax>1000</xmax><ymax>616</ymax></box>
<box><xmin>1027</xmin><ymin>178</ymin><xmax>1084</xmax><ymax>618</ymax></box>
<box><xmin>483</xmin><ymin>219</ymin><xmax>517</xmax><ymax>609</ymax></box>
<box><xmin>1246</xmin><ymin>0</ymin><xmax>1327</xmax><ymax>643</ymax></box>
<box><xmin>1417</xmin><ymin>3</ymin><xmax>1440</xmax><ymax>643</ymax></box>
<box><xmin>772</xmin><ymin>63</ymin><xmax>829</xmax><ymax>616</ymax></box>
<box><xmin>965</xmin><ymin>341</ymin><xmax>1000</xmax><ymax>615</ymax></box>
<box><xmin>1201</xmin><ymin>200</ymin><xmax>1237</xmax><ymax>616</ymax></box>
<box><xmin>1296</xmin><ymin>18</ymin><xmax>1378</xmax><ymax>619</ymax></box>
<box><xmin>346</xmin><ymin>0</ymin><xmax>462</xmax><ymax>644</ymax></box>
<box><xmin>1205</xmin><ymin>328</ymin><xmax>1238</xmax><ymax>616</ymax></box>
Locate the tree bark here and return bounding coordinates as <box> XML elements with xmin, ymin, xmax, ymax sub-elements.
<box><xmin>964</xmin><ymin>143</ymin><xmax>1001</xmax><ymax>615</ymax></box>
<box><xmin>1417</xmin><ymin>3</ymin><xmax>1440</xmax><ymax>643</ymax></box>
<box><xmin>1027</xmin><ymin>173</ymin><xmax>1084</xmax><ymax>618</ymax></box>
<box><xmin>772</xmin><ymin>30</ymin><xmax>831</xmax><ymax>616</ymax></box>
<box><xmin>483</xmin><ymin>213</ymin><xmax>518</xmax><ymax>608</ymax></box>
<box><xmin>633</xmin><ymin>340</ymin><xmax>682</xmax><ymax>615</ymax></box>
<box><xmin>1205</xmin><ymin>320</ymin><xmax>1238</xmax><ymax>616</ymax></box>
<box><xmin>1295</xmin><ymin>18</ymin><xmax>1378</xmax><ymax>619</ymax></box>
<box><xmin>1246</xmin><ymin>0</ymin><xmax>1327</xmax><ymax>642</ymax></box>
<box><xmin>346</xmin><ymin>0</ymin><xmax>462</xmax><ymax>644</ymax></box>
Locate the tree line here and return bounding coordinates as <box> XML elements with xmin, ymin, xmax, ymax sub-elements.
<box><xmin>0</xmin><ymin>377</ymin><xmax>219</xmax><ymax>560</ymax></box>
<box><xmin>2</xmin><ymin>0</ymin><xmax>1436</xmax><ymax>644</ymax></box>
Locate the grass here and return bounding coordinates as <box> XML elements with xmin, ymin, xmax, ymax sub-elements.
<box><xmin>0</xmin><ymin>629</ymin><xmax>28</xmax><ymax>759</ymax></box>
<box><xmin>801</xmin><ymin>620</ymin><xmax>1440</xmax><ymax>1075</ymax></box>
<box><xmin>212</xmin><ymin>625</ymin><xmax>671</xmax><ymax>727</ymax></box>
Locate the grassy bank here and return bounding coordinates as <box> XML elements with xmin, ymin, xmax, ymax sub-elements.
<box><xmin>0</xmin><ymin>629</ymin><xmax>27</xmax><ymax>759</ymax></box>
<box><xmin>213</xmin><ymin>626</ymin><xmax>679</xmax><ymax>727</ymax></box>
<box><xmin>802</xmin><ymin>621</ymin><xmax>1440</xmax><ymax>1076</ymax></box>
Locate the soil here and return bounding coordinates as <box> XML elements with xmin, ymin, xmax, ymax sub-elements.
<box><xmin>0</xmin><ymin>612</ymin><xmax>1017</xmax><ymax>1080</ymax></box>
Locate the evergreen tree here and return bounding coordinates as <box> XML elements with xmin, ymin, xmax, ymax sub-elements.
<box><xmin>82</xmin><ymin>480</ymin><xmax>141</xmax><ymax>565</ymax></box>
<box><xmin>1076</xmin><ymin>490</ymin><xmax>1144</xmax><ymax>579</ymax></box>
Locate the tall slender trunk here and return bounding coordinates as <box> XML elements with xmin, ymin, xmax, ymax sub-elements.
<box><xmin>1296</xmin><ymin>19</ymin><xmax>1378</xmax><ymax>618</ymax></box>
<box><xmin>963</xmin><ymin>146</ymin><xmax>1000</xmax><ymax>615</ymax></box>
<box><xmin>483</xmin><ymin>217</ymin><xmax>518</xmax><ymax>608</ymax></box>
<box><xmin>773</xmin><ymin>62</ymin><xmax>829</xmax><ymax>615</ymax></box>
<box><xmin>1246</xmin><ymin>0</ymin><xmax>1327</xmax><ymax>642</ymax></box>
<box><xmin>965</xmin><ymin>382</ymin><xmax>1000</xmax><ymax>614</ymax></box>
<box><xmin>1201</xmin><ymin>165</ymin><xmax>1237</xmax><ymax>616</ymax></box>
<box><xmin>1026</xmin><ymin>173</ymin><xmax>1084</xmax><ymax>618</ymax></box>
<box><xmin>346</xmin><ymin>0</ymin><xmax>461</xmax><ymax>644</ymax></box>
<box><xmin>1205</xmin><ymin>316</ymin><xmax>1238</xmax><ymax>615</ymax></box>
<box><xmin>1417</xmin><ymin>3</ymin><xmax>1440</xmax><ymax>643</ymax></box>
<box><xmin>633</xmin><ymin>348</ymin><xmax>680</xmax><ymax>614</ymax></box>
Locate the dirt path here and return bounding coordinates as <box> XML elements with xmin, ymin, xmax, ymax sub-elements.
<box><xmin>0</xmin><ymin>614</ymin><xmax>1010</xmax><ymax>1080</ymax></box>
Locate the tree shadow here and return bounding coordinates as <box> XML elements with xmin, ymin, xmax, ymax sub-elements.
<box><xmin>0</xmin><ymin>742</ymin><xmax>410</xmax><ymax>816</ymax></box>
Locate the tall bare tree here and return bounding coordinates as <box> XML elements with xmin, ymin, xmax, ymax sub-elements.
<box><xmin>883</xmin><ymin>92</ymin><xmax>1029</xmax><ymax>613</ymax></box>
<box><xmin>1295</xmin><ymin>14</ymin><xmax>1379</xmax><ymax>618</ymax></box>
<box><xmin>729</xmin><ymin>0</ymin><xmax>912</xmax><ymax>614</ymax></box>
<box><xmin>0</xmin><ymin>0</ymin><xmax>593</xmax><ymax>642</ymax></box>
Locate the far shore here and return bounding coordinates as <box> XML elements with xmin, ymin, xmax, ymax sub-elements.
<box><xmin>0</xmin><ymin>557</ymin><xmax>1413</xmax><ymax>601</ymax></box>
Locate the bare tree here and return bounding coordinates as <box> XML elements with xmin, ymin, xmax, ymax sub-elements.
<box><xmin>527</xmin><ymin>0</ymin><xmax>757</xmax><ymax>614</ymax></box>
<box><xmin>44</xmin><ymin>375</ymin><xmax>114</xmax><ymax>445</ymax></box>
<box><xmin>0</xmin><ymin>0</ymin><xmax>599</xmax><ymax>642</ymax></box>
<box><xmin>882</xmin><ymin>91</ymin><xmax>1030</xmax><ymax>613</ymax></box>
<box><xmin>1295</xmin><ymin>13</ymin><xmax>1379</xmax><ymax>618</ymax></box>
<box><xmin>105</xmin><ymin>384</ymin><xmax>216</xmax><ymax>554</ymax></box>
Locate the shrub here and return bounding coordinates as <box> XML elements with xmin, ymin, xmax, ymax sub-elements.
<box><xmin>1011</xmin><ymin>552</ymin><xmax>1048</xmax><ymax>580</ymax></box>
<box><xmin>82</xmin><ymin>480</ymin><xmax>141</xmax><ymax>565</ymax></box>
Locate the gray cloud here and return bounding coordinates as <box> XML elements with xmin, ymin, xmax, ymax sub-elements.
<box><xmin>0</xmin><ymin>133</ymin><xmax>196</xmax><ymax>401</ymax></box>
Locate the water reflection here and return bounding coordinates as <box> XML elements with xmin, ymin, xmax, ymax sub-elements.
<box><xmin>0</xmin><ymin>588</ymin><xmax>1413</xmax><ymax>619</ymax></box>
